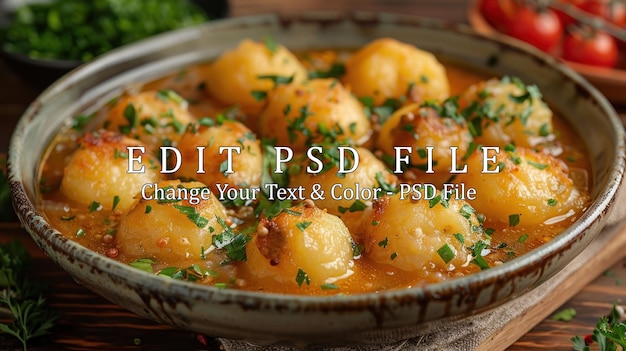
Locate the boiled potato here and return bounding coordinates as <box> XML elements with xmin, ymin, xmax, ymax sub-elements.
<box><xmin>257</xmin><ymin>79</ymin><xmax>371</xmax><ymax>150</ymax></box>
<box><xmin>362</xmin><ymin>193</ymin><xmax>486</xmax><ymax>276</ymax></box>
<box><xmin>116</xmin><ymin>179</ymin><xmax>228</xmax><ymax>263</ymax></box>
<box><xmin>458</xmin><ymin>77</ymin><xmax>553</xmax><ymax>148</ymax></box>
<box><xmin>245</xmin><ymin>204</ymin><xmax>354</xmax><ymax>286</ymax></box>
<box><xmin>60</xmin><ymin>131</ymin><xmax>162</xmax><ymax>213</ymax></box>
<box><xmin>377</xmin><ymin>102</ymin><xmax>472</xmax><ymax>174</ymax></box>
<box><xmin>174</xmin><ymin>119</ymin><xmax>263</xmax><ymax>194</ymax></box>
<box><xmin>454</xmin><ymin>146</ymin><xmax>590</xmax><ymax>226</ymax></box>
<box><xmin>205</xmin><ymin>39</ymin><xmax>308</xmax><ymax>115</ymax></box>
<box><xmin>289</xmin><ymin>146</ymin><xmax>397</xmax><ymax>216</ymax></box>
<box><xmin>104</xmin><ymin>90</ymin><xmax>195</xmax><ymax>148</ymax></box>
<box><xmin>342</xmin><ymin>38</ymin><xmax>449</xmax><ymax>106</ymax></box>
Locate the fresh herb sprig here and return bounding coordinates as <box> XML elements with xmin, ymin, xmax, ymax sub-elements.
<box><xmin>0</xmin><ymin>240</ymin><xmax>59</xmax><ymax>351</ymax></box>
<box><xmin>572</xmin><ymin>304</ymin><xmax>626</xmax><ymax>351</ymax></box>
<box><xmin>2</xmin><ymin>0</ymin><xmax>209</xmax><ymax>62</ymax></box>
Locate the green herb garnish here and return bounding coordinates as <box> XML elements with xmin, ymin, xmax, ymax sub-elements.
<box><xmin>509</xmin><ymin>214</ymin><xmax>521</xmax><ymax>227</ymax></box>
<box><xmin>172</xmin><ymin>205</ymin><xmax>208</xmax><ymax>228</ymax></box>
<box><xmin>437</xmin><ymin>243</ymin><xmax>455</xmax><ymax>264</ymax></box>
<box><xmin>295</xmin><ymin>269</ymin><xmax>310</xmax><ymax>287</ymax></box>
<box><xmin>296</xmin><ymin>221</ymin><xmax>312</xmax><ymax>231</ymax></box>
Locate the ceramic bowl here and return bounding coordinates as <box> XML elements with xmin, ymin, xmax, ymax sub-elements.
<box><xmin>8</xmin><ymin>12</ymin><xmax>625</xmax><ymax>347</ymax></box>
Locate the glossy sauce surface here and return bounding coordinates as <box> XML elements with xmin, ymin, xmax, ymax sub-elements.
<box><xmin>37</xmin><ymin>46</ymin><xmax>591</xmax><ymax>295</ymax></box>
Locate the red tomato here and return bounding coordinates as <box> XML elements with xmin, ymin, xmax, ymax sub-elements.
<box><xmin>479</xmin><ymin>0</ymin><xmax>517</xmax><ymax>31</ymax></box>
<box><xmin>505</xmin><ymin>7</ymin><xmax>563</xmax><ymax>53</ymax></box>
<box><xmin>562</xmin><ymin>27</ymin><xmax>618</xmax><ymax>67</ymax></box>
<box><xmin>577</xmin><ymin>0</ymin><xmax>626</xmax><ymax>27</ymax></box>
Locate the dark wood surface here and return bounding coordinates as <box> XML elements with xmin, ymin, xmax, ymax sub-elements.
<box><xmin>1</xmin><ymin>0</ymin><xmax>625</xmax><ymax>350</ymax></box>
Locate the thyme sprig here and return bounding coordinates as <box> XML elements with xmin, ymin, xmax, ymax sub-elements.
<box><xmin>0</xmin><ymin>240</ymin><xmax>59</xmax><ymax>351</ymax></box>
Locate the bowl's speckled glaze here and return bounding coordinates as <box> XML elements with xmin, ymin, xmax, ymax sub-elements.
<box><xmin>8</xmin><ymin>12</ymin><xmax>626</xmax><ymax>347</ymax></box>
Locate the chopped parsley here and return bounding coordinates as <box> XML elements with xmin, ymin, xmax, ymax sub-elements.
<box><xmin>551</xmin><ymin>307</ymin><xmax>576</xmax><ymax>322</ymax></box>
<box><xmin>437</xmin><ymin>243</ymin><xmax>455</xmax><ymax>264</ymax></box>
<box><xmin>88</xmin><ymin>201</ymin><xmax>101</xmax><ymax>213</ymax></box>
<box><xmin>286</xmin><ymin>105</ymin><xmax>313</xmax><ymax>143</ymax></box>
<box><xmin>250</xmin><ymin>90</ymin><xmax>268</xmax><ymax>101</ymax></box>
<box><xmin>120</xmin><ymin>103</ymin><xmax>138</xmax><ymax>134</ymax></box>
<box><xmin>470</xmin><ymin>240</ymin><xmax>490</xmax><ymax>270</ymax></box>
<box><xmin>111</xmin><ymin>195</ymin><xmax>120</xmax><ymax>211</ymax></box>
<box><xmin>71</xmin><ymin>113</ymin><xmax>94</xmax><ymax>131</ymax></box>
<box><xmin>295</xmin><ymin>268</ymin><xmax>310</xmax><ymax>287</ymax></box>
<box><xmin>308</xmin><ymin>63</ymin><xmax>346</xmax><ymax>79</ymax></box>
<box><xmin>517</xmin><ymin>233</ymin><xmax>529</xmax><ymax>243</ymax></box>
<box><xmin>172</xmin><ymin>205</ymin><xmax>208</xmax><ymax>228</ymax></box>
<box><xmin>262</xmin><ymin>36</ymin><xmax>278</xmax><ymax>54</ymax></box>
<box><xmin>429</xmin><ymin>195</ymin><xmax>442</xmax><ymax>209</ymax></box>
<box><xmin>453</xmin><ymin>233</ymin><xmax>465</xmax><ymax>245</ymax></box>
<box><xmin>509</xmin><ymin>214</ymin><xmax>521</xmax><ymax>227</ymax></box>
<box><xmin>352</xmin><ymin>242</ymin><xmax>364</xmax><ymax>257</ymax></box>
<box><xmin>296</xmin><ymin>221</ymin><xmax>312</xmax><ymax>231</ymax></box>
<box><xmin>378</xmin><ymin>237</ymin><xmax>389</xmax><ymax>248</ymax></box>
<box><xmin>338</xmin><ymin>200</ymin><xmax>367</xmax><ymax>214</ymax></box>
<box><xmin>211</xmin><ymin>217</ymin><xmax>251</xmax><ymax>262</ymax></box>
<box><xmin>527</xmin><ymin>160</ymin><xmax>549</xmax><ymax>170</ymax></box>
<box><xmin>129</xmin><ymin>258</ymin><xmax>155</xmax><ymax>273</ymax></box>
<box><xmin>460</xmin><ymin>204</ymin><xmax>476</xmax><ymax>219</ymax></box>
<box><xmin>156</xmin><ymin>89</ymin><xmax>184</xmax><ymax>105</ymax></box>
<box><xmin>375</xmin><ymin>172</ymin><xmax>397</xmax><ymax>194</ymax></box>
<box><xmin>257</xmin><ymin>74</ymin><xmax>294</xmax><ymax>85</ymax></box>
<box><xmin>158</xmin><ymin>264</ymin><xmax>214</xmax><ymax>282</ymax></box>
<box><xmin>283</xmin><ymin>209</ymin><xmax>302</xmax><ymax>217</ymax></box>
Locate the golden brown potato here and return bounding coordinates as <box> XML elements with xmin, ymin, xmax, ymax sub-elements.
<box><xmin>244</xmin><ymin>204</ymin><xmax>354</xmax><ymax>287</ymax></box>
<box><xmin>289</xmin><ymin>146</ymin><xmax>397</xmax><ymax>216</ymax></box>
<box><xmin>103</xmin><ymin>90</ymin><xmax>195</xmax><ymax>149</ymax></box>
<box><xmin>377</xmin><ymin>102</ymin><xmax>472</xmax><ymax>174</ymax></box>
<box><xmin>174</xmin><ymin>118</ymin><xmax>263</xmax><ymax>194</ymax></box>
<box><xmin>342</xmin><ymin>38</ymin><xmax>450</xmax><ymax>106</ymax></box>
<box><xmin>362</xmin><ymin>193</ymin><xmax>486</xmax><ymax>276</ymax></box>
<box><xmin>116</xmin><ymin>179</ymin><xmax>228</xmax><ymax>263</ymax></box>
<box><xmin>458</xmin><ymin>77</ymin><xmax>553</xmax><ymax>148</ymax></box>
<box><xmin>60</xmin><ymin>131</ymin><xmax>162</xmax><ymax>213</ymax></box>
<box><xmin>205</xmin><ymin>39</ymin><xmax>308</xmax><ymax>115</ymax></box>
<box><xmin>454</xmin><ymin>146</ymin><xmax>590</xmax><ymax>226</ymax></box>
<box><xmin>257</xmin><ymin>79</ymin><xmax>371</xmax><ymax>150</ymax></box>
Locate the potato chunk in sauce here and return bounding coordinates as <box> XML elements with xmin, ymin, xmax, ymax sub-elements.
<box><xmin>38</xmin><ymin>38</ymin><xmax>591</xmax><ymax>295</ymax></box>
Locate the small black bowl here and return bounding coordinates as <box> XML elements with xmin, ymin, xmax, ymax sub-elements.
<box><xmin>0</xmin><ymin>0</ymin><xmax>229</xmax><ymax>89</ymax></box>
<box><xmin>1</xmin><ymin>49</ymin><xmax>81</xmax><ymax>89</ymax></box>
<box><xmin>191</xmin><ymin>0</ymin><xmax>230</xmax><ymax>19</ymax></box>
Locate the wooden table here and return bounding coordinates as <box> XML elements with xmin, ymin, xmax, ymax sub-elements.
<box><xmin>1</xmin><ymin>0</ymin><xmax>626</xmax><ymax>350</ymax></box>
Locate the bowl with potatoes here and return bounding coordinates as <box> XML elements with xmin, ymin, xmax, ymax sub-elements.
<box><xmin>8</xmin><ymin>12</ymin><xmax>624</xmax><ymax>346</ymax></box>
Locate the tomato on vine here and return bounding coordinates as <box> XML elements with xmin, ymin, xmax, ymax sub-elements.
<box><xmin>562</xmin><ymin>25</ymin><xmax>618</xmax><ymax>67</ymax></box>
<box><xmin>504</xmin><ymin>6</ymin><xmax>563</xmax><ymax>53</ymax></box>
<box><xmin>479</xmin><ymin>0</ymin><xmax>518</xmax><ymax>31</ymax></box>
